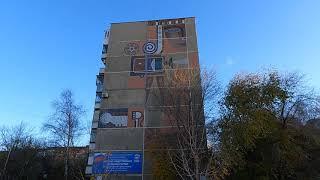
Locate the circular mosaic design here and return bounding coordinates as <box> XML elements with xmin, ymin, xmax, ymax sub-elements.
<box><xmin>124</xmin><ymin>42</ymin><xmax>139</xmax><ymax>55</ymax></box>
<box><xmin>143</xmin><ymin>41</ymin><xmax>157</xmax><ymax>54</ymax></box>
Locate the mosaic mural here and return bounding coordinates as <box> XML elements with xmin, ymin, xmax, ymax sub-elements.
<box><xmin>98</xmin><ymin>109</ymin><xmax>128</xmax><ymax>128</ymax></box>
<box><xmin>132</xmin><ymin>111</ymin><xmax>143</xmax><ymax>127</ymax></box>
<box><xmin>144</xmin><ymin>25</ymin><xmax>163</xmax><ymax>54</ymax></box>
<box><xmin>130</xmin><ymin>56</ymin><xmax>163</xmax><ymax>76</ymax></box>
<box><xmin>119</xmin><ymin>19</ymin><xmax>190</xmax><ymax>125</ymax></box>
<box><xmin>128</xmin><ymin>107</ymin><xmax>144</xmax><ymax>127</ymax></box>
<box><xmin>163</xmin><ymin>24</ymin><xmax>185</xmax><ymax>38</ymax></box>
<box><xmin>87</xmin><ymin>18</ymin><xmax>200</xmax><ymax>176</ymax></box>
<box><xmin>164</xmin><ymin>55</ymin><xmax>188</xmax><ymax>69</ymax></box>
<box><xmin>122</xmin><ymin>22</ymin><xmax>187</xmax><ymax>56</ymax></box>
<box><xmin>124</xmin><ymin>42</ymin><xmax>139</xmax><ymax>55</ymax></box>
<box><xmin>98</xmin><ymin>108</ymin><xmax>145</xmax><ymax>128</ymax></box>
<box><xmin>143</xmin><ymin>41</ymin><xmax>157</xmax><ymax>54</ymax></box>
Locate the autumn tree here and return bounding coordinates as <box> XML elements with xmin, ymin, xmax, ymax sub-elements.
<box><xmin>149</xmin><ymin>68</ymin><xmax>221</xmax><ymax>180</ymax></box>
<box><xmin>43</xmin><ymin>89</ymin><xmax>85</xmax><ymax>180</ymax></box>
<box><xmin>216</xmin><ymin>71</ymin><xmax>320</xmax><ymax>179</ymax></box>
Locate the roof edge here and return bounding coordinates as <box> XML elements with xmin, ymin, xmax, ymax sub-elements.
<box><xmin>110</xmin><ymin>16</ymin><xmax>195</xmax><ymax>25</ymax></box>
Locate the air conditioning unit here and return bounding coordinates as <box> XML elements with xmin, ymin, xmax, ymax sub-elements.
<box><xmin>102</xmin><ymin>92</ymin><xmax>109</xmax><ymax>98</ymax></box>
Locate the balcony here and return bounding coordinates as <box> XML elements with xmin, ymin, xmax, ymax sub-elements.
<box><xmin>96</xmin><ymin>75</ymin><xmax>104</xmax><ymax>93</ymax></box>
<box><xmin>96</xmin><ymin>85</ymin><xmax>103</xmax><ymax>93</ymax></box>
<box><xmin>103</xmin><ymin>29</ymin><xmax>110</xmax><ymax>45</ymax></box>
<box><xmin>101</xmin><ymin>52</ymin><xmax>107</xmax><ymax>59</ymax></box>
<box><xmin>92</xmin><ymin>121</ymin><xmax>98</xmax><ymax>129</ymax></box>
<box><xmin>99</xmin><ymin>68</ymin><xmax>105</xmax><ymax>74</ymax></box>
<box><xmin>101</xmin><ymin>57</ymin><xmax>106</xmax><ymax>65</ymax></box>
<box><xmin>95</xmin><ymin>92</ymin><xmax>102</xmax><ymax>104</ymax></box>
<box><xmin>102</xmin><ymin>44</ymin><xmax>108</xmax><ymax>54</ymax></box>
<box><xmin>94</xmin><ymin>103</ymin><xmax>100</xmax><ymax>109</ymax></box>
<box><xmin>90</xmin><ymin>130</ymin><xmax>96</xmax><ymax>143</ymax></box>
<box><xmin>93</xmin><ymin>110</ymin><xmax>100</xmax><ymax>122</ymax></box>
<box><xmin>101</xmin><ymin>29</ymin><xmax>109</xmax><ymax>64</ymax></box>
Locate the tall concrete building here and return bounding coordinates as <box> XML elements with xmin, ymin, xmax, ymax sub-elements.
<box><xmin>86</xmin><ymin>17</ymin><xmax>200</xmax><ymax>179</ymax></box>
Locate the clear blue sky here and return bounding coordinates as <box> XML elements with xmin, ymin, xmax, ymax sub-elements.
<box><xmin>1</xmin><ymin>0</ymin><xmax>320</xmax><ymax>142</ymax></box>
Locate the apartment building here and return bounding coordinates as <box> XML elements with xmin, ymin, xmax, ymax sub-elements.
<box><xmin>86</xmin><ymin>17</ymin><xmax>200</xmax><ymax>180</ymax></box>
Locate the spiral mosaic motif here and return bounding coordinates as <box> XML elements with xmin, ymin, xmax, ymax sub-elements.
<box><xmin>143</xmin><ymin>41</ymin><xmax>157</xmax><ymax>54</ymax></box>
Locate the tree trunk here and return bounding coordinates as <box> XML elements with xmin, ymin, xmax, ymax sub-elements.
<box><xmin>3</xmin><ymin>146</ymin><xmax>13</xmax><ymax>175</ymax></box>
<box><xmin>65</xmin><ymin>142</ymin><xmax>70</xmax><ymax>180</ymax></box>
<box><xmin>195</xmin><ymin>155</ymin><xmax>200</xmax><ymax>180</ymax></box>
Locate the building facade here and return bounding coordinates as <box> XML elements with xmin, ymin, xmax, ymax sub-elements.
<box><xmin>86</xmin><ymin>17</ymin><xmax>200</xmax><ymax>180</ymax></box>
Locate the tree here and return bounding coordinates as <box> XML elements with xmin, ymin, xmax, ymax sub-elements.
<box><xmin>0</xmin><ymin>122</ymin><xmax>45</xmax><ymax>179</ymax></box>
<box><xmin>43</xmin><ymin>89</ymin><xmax>85</xmax><ymax>180</ymax></box>
<box><xmin>148</xmin><ymin>68</ymin><xmax>221</xmax><ymax>180</ymax></box>
<box><xmin>147</xmin><ymin>132</ymin><xmax>179</xmax><ymax>180</ymax></box>
<box><xmin>216</xmin><ymin>70</ymin><xmax>320</xmax><ymax>179</ymax></box>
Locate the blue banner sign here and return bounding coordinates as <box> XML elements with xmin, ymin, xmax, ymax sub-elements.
<box><xmin>92</xmin><ymin>152</ymin><xmax>142</xmax><ymax>174</ymax></box>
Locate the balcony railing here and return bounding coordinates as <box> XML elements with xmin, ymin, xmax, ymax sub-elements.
<box><xmin>96</xmin><ymin>75</ymin><xmax>103</xmax><ymax>92</ymax></box>
<box><xmin>94</xmin><ymin>103</ymin><xmax>101</xmax><ymax>109</ymax></box>
<box><xmin>95</xmin><ymin>93</ymin><xmax>102</xmax><ymax>103</ymax></box>
<box><xmin>99</xmin><ymin>68</ymin><xmax>105</xmax><ymax>74</ymax></box>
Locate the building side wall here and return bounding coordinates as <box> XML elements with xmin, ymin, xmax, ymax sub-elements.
<box><xmin>87</xmin><ymin>17</ymin><xmax>200</xmax><ymax>180</ymax></box>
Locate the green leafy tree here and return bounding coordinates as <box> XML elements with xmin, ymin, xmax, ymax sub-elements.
<box><xmin>216</xmin><ymin>71</ymin><xmax>320</xmax><ymax>180</ymax></box>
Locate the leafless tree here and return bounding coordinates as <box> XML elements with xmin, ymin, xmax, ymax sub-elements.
<box><xmin>274</xmin><ymin>71</ymin><xmax>320</xmax><ymax>127</ymax></box>
<box><xmin>0</xmin><ymin>122</ymin><xmax>45</xmax><ymax>178</ymax></box>
<box><xmin>149</xmin><ymin>68</ymin><xmax>221</xmax><ymax>180</ymax></box>
<box><xmin>43</xmin><ymin>89</ymin><xmax>85</xmax><ymax>180</ymax></box>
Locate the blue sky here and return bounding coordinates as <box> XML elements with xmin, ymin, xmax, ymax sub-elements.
<box><xmin>1</xmin><ymin>0</ymin><xmax>320</xmax><ymax>143</ymax></box>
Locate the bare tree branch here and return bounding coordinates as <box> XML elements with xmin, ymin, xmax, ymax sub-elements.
<box><xmin>42</xmin><ymin>89</ymin><xmax>85</xmax><ymax>180</ymax></box>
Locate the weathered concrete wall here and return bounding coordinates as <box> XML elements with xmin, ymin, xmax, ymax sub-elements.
<box><xmin>95</xmin><ymin>128</ymin><xmax>143</xmax><ymax>150</ymax></box>
<box><xmin>88</xmin><ymin>17</ymin><xmax>200</xmax><ymax>180</ymax></box>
